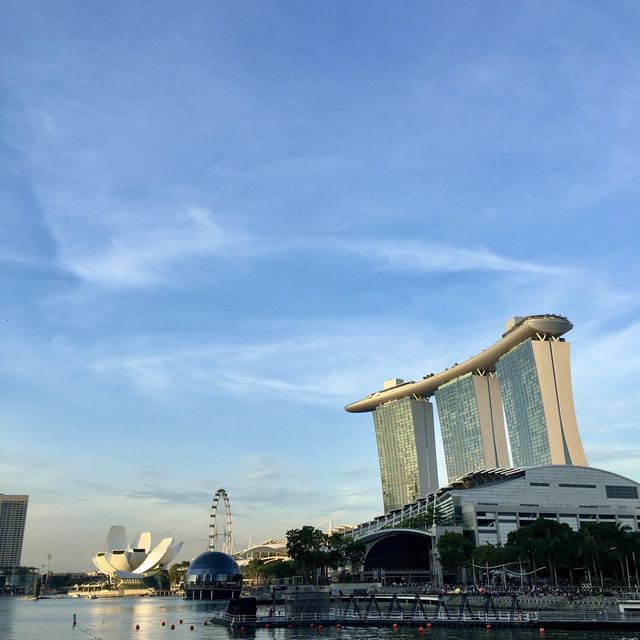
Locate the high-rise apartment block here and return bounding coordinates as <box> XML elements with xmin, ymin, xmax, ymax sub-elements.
<box><xmin>347</xmin><ymin>315</ymin><xmax>589</xmax><ymax>511</ymax></box>
<box><xmin>0</xmin><ymin>494</ymin><xmax>28</xmax><ymax>567</ymax></box>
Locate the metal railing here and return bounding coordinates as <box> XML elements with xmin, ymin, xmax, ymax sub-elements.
<box><xmin>211</xmin><ymin>607</ymin><xmax>640</xmax><ymax>626</ymax></box>
<box><xmin>209</xmin><ymin>609</ymin><xmax>537</xmax><ymax>626</ymax></box>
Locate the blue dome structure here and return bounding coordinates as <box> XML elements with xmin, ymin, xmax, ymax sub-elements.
<box><xmin>184</xmin><ymin>551</ymin><xmax>242</xmax><ymax>600</ymax></box>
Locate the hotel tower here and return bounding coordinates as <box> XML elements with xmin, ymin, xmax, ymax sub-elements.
<box><xmin>347</xmin><ymin>315</ymin><xmax>588</xmax><ymax>512</ymax></box>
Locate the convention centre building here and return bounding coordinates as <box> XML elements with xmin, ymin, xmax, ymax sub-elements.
<box><xmin>349</xmin><ymin>465</ymin><xmax>640</xmax><ymax>583</ymax></box>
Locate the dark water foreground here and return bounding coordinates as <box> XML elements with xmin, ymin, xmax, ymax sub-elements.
<box><xmin>1</xmin><ymin>597</ymin><xmax>639</xmax><ymax>640</ymax></box>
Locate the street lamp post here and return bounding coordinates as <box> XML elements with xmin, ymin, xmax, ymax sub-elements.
<box><xmin>519</xmin><ymin>557</ymin><xmax>523</xmax><ymax>590</ymax></box>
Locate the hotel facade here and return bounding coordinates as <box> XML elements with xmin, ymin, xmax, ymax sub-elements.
<box><xmin>347</xmin><ymin>315</ymin><xmax>588</xmax><ymax>511</ymax></box>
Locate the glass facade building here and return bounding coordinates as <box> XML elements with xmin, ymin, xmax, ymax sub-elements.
<box><xmin>436</xmin><ymin>374</ymin><xmax>484</xmax><ymax>482</ymax></box>
<box><xmin>496</xmin><ymin>339</ymin><xmax>551</xmax><ymax>467</ymax></box>
<box><xmin>435</xmin><ymin>372</ymin><xmax>509</xmax><ymax>482</ymax></box>
<box><xmin>373</xmin><ymin>397</ymin><xmax>438</xmax><ymax>512</ymax></box>
<box><xmin>496</xmin><ymin>337</ymin><xmax>587</xmax><ymax>468</ymax></box>
<box><xmin>0</xmin><ymin>495</ymin><xmax>28</xmax><ymax>568</ymax></box>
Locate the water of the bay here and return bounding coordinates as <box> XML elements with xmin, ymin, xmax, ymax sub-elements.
<box><xmin>1</xmin><ymin>597</ymin><xmax>638</xmax><ymax>640</ymax></box>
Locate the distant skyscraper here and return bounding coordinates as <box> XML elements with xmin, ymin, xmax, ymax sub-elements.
<box><xmin>0</xmin><ymin>495</ymin><xmax>28</xmax><ymax>567</ymax></box>
<box><xmin>435</xmin><ymin>372</ymin><xmax>510</xmax><ymax>482</ymax></box>
<box><xmin>496</xmin><ymin>337</ymin><xmax>587</xmax><ymax>467</ymax></box>
<box><xmin>373</xmin><ymin>388</ymin><xmax>439</xmax><ymax>512</ymax></box>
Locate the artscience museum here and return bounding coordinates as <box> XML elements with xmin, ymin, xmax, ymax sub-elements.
<box><xmin>92</xmin><ymin>525</ymin><xmax>183</xmax><ymax>578</ymax></box>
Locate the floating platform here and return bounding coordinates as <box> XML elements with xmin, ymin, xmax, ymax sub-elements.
<box><xmin>210</xmin><ymin>592</ymin><xmax>640</xmax><ymax>631</ymax></box>
<box><xmin>210</xmin><ymin>610</ymin><xmax>535</xmax><ymax>630</ymax></box>
<box><xmin>209</xmin><ymin>609</ymin><xmax>640</xmax><ymax>631</ymax></box>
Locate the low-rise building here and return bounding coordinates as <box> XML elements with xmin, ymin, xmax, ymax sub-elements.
<box><xmin>350</xmin><ymin>465</ymin><xmax>640</xmax><ymax>583</ymax></box>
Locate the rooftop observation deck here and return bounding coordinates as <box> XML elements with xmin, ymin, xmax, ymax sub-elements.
<box><xmin>345</xmin><ymin>314</ymin><xmax>572</xmax><ymax>414</ymax></box>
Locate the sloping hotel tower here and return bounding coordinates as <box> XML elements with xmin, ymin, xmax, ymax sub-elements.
<box><xmin>346</xmin><ymin>315</ymin><xmax>588</xmax><ymax>512</ymax></box>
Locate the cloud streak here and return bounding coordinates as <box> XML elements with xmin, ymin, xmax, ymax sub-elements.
<box><xmin>89</xmin><ymin>319</ymin><xmax>448</xmax><ymax>404</ymax></box>
<box><xmin>333</xmin><ymin>238</ymin><xmax>568</xmax><ymax>276</ymax></box>
<box><xmin>55</xmin><ymin>207</ymin><xmax>246</xmax><ymax>287</ymax></box>
<box><xmin>43</xmin><ymin>194</ymin><xmax>567</xmax><ymax>290</ymax></box>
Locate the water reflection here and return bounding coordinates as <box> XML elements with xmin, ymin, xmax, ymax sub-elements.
<box><xmin>0</xmin><ymin>597</ymin><xmax>638</xmax><ymax>640</ymax></box>
<box><xmin>0</xmin><ymin>598</ymin><xmax>17</xmax><ymax>640</ymax></box>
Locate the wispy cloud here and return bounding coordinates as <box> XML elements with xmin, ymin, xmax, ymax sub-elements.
<box><xmin>121</xmin><ymin>487</ymin><xmax>212</xmax><ymax>506</ymax></box>
<box><xmin>104</xmin><ymin>454</ymin><xmax>381</xmax><ymax>545</ymax></box>
<box><xmin>53</xmin><ymin>207</ymin><xmax>246</xmax><ymax>287</ymax></box>
<box><xmin>44</xmin><ymin>196</ymin><xmax>571</xmax><ymax>290</ymax></box>
<box><xmin>89</xmin><ymin>319</ymin><xmax>449</xmax><ymax>404</ymax></box>
<box><xmin>226</xmin><ymin>455</ymin><xmax>381</xmax><ymax>533</ymax></box>
<box><xmin>334</xmin><ymin>238</ymin><xmax>568</xmax><ymax>275</ymax></box>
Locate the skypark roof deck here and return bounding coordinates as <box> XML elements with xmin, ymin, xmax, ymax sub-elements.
<box><xmin>345</xmin><ymin>314</ymin><xmax>572</xmax><ymax>413</ymax></box>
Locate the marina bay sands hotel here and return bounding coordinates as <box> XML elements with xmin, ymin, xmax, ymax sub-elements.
<box><xmin>346</xmin><ymin>314</ymin><xmax>588</xmax><ymax>512</ymax></box>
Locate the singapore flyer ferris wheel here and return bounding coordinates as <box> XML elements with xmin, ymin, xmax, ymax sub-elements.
<box><xmin>208</xmin><ymin>488</ymin><xmax>234</xmax><ymax>555</ymax></box>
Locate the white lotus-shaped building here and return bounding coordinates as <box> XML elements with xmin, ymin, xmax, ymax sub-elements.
<box><xmin>92</xmin><ymin>525</ymin><xmax>183</xmax><ymax>577</ymax></box>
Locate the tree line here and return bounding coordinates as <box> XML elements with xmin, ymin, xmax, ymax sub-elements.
<box><xmin>438</xmin><ymin>519</ymin><xmax>640</xmax><ymax>587</ymax></box>
<box><xmin>243</xmin><ymin>526</ymin><xmax>367</xmax><ymax>584</ymax></box>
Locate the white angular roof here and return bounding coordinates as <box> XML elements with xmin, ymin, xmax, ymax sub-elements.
<box><xmin>92</xmin><ymin>526</ymin><xmax>183</xmax><ymax>577</ymax></box>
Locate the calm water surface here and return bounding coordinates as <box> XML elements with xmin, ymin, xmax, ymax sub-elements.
<box><xmin>1</xmin><ymin>597</ymin><xmax>638</xmax><ymax>640</ymax></box>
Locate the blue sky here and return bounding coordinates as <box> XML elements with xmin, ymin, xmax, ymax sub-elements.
<box><xmin>2</xmin><ymin>1</ymin><xmax>640</xmax><ymax>571</ymax></box>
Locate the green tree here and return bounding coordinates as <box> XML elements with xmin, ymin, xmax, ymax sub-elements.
<box><xmin>286</xmin><ymin>526</ymin><xmax>327</xmax><ymax>583</ymax></box>
<box><xmin>505</xmin><ymin>518</ymin><xmax>579</xmax><ymax>584</ymax></box>
<box><xmin>344</xmin><ymin>539</ymin><xmax>367</xmax><ymax>576</ymax></box>
<box><xmin>472</xmin><ymin>543</ymin><xmax>510</xmax><ymax>569</ymax></box>
<box><xmin>577</xmin><ymin>522</ymin><xmax>633</xmax><ymax>585</ymax></box>
<box><xmin>262</xmin><ymin>560</ymin><xmax>298</xmax><ymax>581</ymax></box>
<box><xmin>168</xmin><ymin>560</ymin><xmax>190</xmax><ymax>588</ymax></box>
<box><xmin>437</xmin><ymin>532</ymin><xmax>474</xmax><ymax>580</ymax></box>
<box><xmin>244</xmin><ymin>558</ymin><xmax>266</xmax><ymax>582</ymax></box>
<box><xmin>326</xmin><ymin>533</ymin><xmax>348</xmax><ymax>569</ymax></box>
